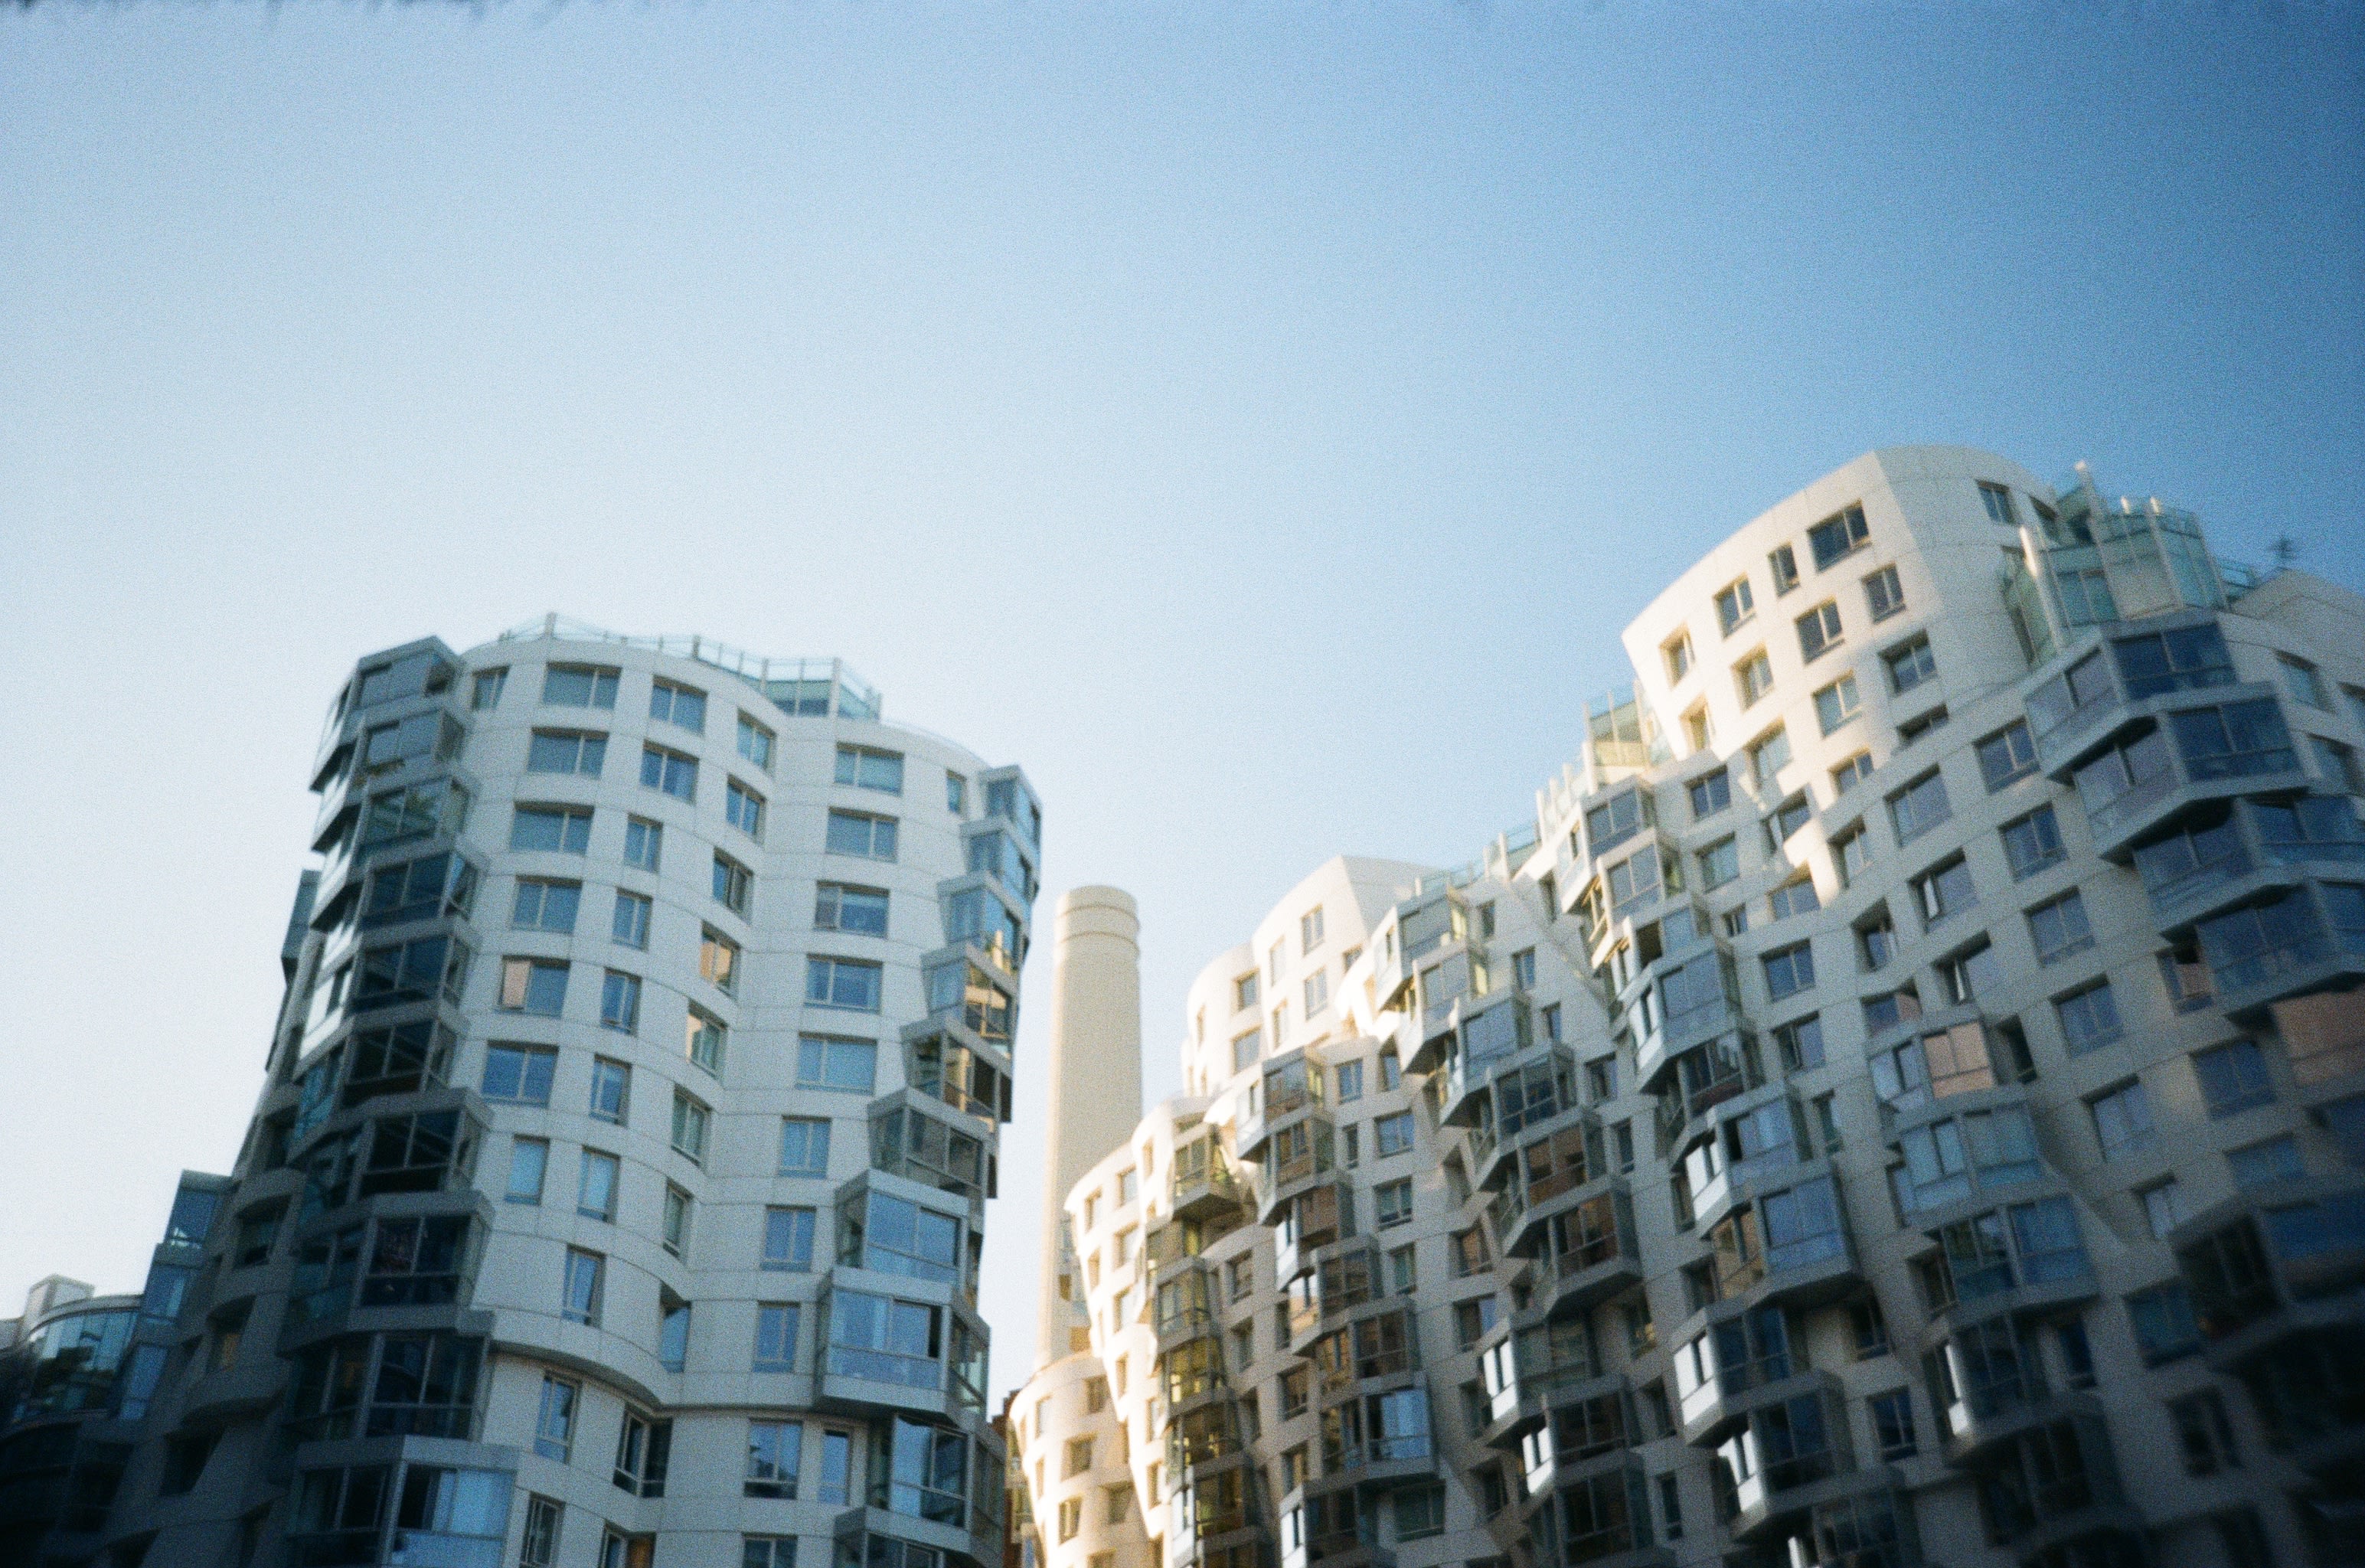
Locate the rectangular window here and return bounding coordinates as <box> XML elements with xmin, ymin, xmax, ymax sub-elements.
<box><xmin>528</xmin><ymin>730</ymin><xmax>608</xmax><ymax>776</ymax></box>
<box><xmin>622</xmin><ymin>815</ymin><xmax>661</xmax><ymax>871</ymax></box>
<box><xmin>1888</xmin><ymin>769</ymin><xmax>1952</xmax><ymax>844</ymax></box>
<box><xmin>1796</xmin><ymin>600</ymin><xmax>1843</xmax><ymax>661</ymax></box>
<box><xmin>483</xmin><ymin>1044</ymin><xmax>557</xmax><ymax>1106</ymax></box>
<box><xmin>755</xmin><ymin>1305</ymin><xmax>800</xmax><ymax>1372</ymax></box>
<box><xmin>1830</xmin><ymin>751</ymin><xmax>1873</xmax><ymax>795</ymax></box>
<box><xmin>2141</xmin><ymin>1178</ymin><xmax>2189</xmax><ymax>1239</ymax></box>
<box><xmin>561</xmin><ymin>1249</ymin><xmax>603</xmax><ymax>1325</ymax></box>
<box><xmin>1808</xmin><ymin>504</ymin><xmax>1869</xmax><ymax>569</ymax></box>
<box><xmin>1868</xmin><ymin>1390</ymin><xmax>1917</xmax><ymax>1460</ymax></box>
<box><xmin>946</xmin><ymin>773</ymin><xmax>968</xmax><ymax>812</ymax></box>
<box><xmin>499</xmin><ymin>957</ymin><xmax>569</xmax><ymax>1016</ymax></box>
<box><xmin>1688</xmin><ymin>767</ymin><xmax>1731</xmax><ymax>818</ymax></box>
<box><xmin>1978</xmin><ymin>720</ymin><xmax>2038</xmax><ymax>791</ymax></box>
<box><xmin>826</xmin><ymin>809</ymin><xmax>898</xmax><ymax>861</ymax></box>
<box><xmin>470</xmin><ymin>668</ymin><xmax>508</xmax><ymax>710</ymax></box>
<box><xmin>2227</xmin><ymin>1134</ymin><xmax>2304</xmax><ymax>1189</ymax></box>
<box><xmin>1375</xmin><ymin>1111</ymin><xmax>1416</xmax><ymax>1157</ymax></box>
<box><xmin>589</xmin><ymin>1058</ymin><xmax>629</xmax><ymax>1123</ymax></box>
<box><xmin>2089</xmin><ymin>1080</ymin><xmax>2155</xmax><ymax>1159</ymax></box>
<box><xmin>726</xmin><ymin>779</ymin><xmax>766</xmax><ymax>840</ymax></box>
<box><xmin>1514</xmin><ymin>947</ymin><xmax>1537</xmax><ymax>989</ymax></box>
<box><xmin>1715</xmin><ymin>577</ymin><xmax>1756</xmax><ymax>635</ymax></box>
<box><xmin>671</xmin><ymin>1091</ymin><xmax>711</xmax><ymax>1164</ymax></box>
<box><xmin>1769</xmin><ymin>875</ymin><xmax>1819</xmax><ymax>921</ymax></box>
<box><xmin>1774</xmin><ymin>1014</ymin><xmax>1825</xmax><ymax>1071</ymax></box>
<box><xmin>2192</xmin><ymin>1040</ymin><xmax>2273</xmax><ymax>1117</ymax></box>
<box><xmin>2171</xmin><ymin>1389</ymin><xmax>2240</xmax><ymax>1475</ymax></box>
<box><xmin>649</xmin><ymin>679</ymin><xmax>707</xmax><ymax>732</ymax></box>
<box><xmin>610</xmin><ymin>890</ymin><xmax>652</xmax><ymax>949</ymax></box>
<box><xmin>1375</xmin><ymin>1178</ymin><xmax>1414</xmax><ymax>1227</ymax></box>
<box><xmin>1832</xmin><ymin>823</ymin><xmax>1871</xmax><ymax>887</ymax></box>
<box><xmin>2056</xmin><ymin>979</ymin><xmax>2123</xmax><ymax>1054</ymax></box>
<box><xmin>835</xmin><ymin>746</ymin><xmax>905</xmax><ymax>794</ymax></box>
<box><xmin>1864</xmin><ymin>564</ymin><xmax>1904</xmax><ymax>621</ymax></box>
<box><xmin>613</xmin><ymin>1410</ymin><xmax>672</xmax><ymax>1497</ymax></box>
<box><xmin>506</xmin><ymin>1138</ymin><xmax>548</xmax><ymax>1204</ymax></box>
<box><xmin>639</xmin><ymin>744</ymin><xmax>697</xmax><ymax>801</ymax></box>
<box><xmin>2171</xmin><ymin>699</ymin><xmax>2297</xmax><ymax>779</ymax></box>
<box><xmin>815</xmin><ymin>881</ymin><xmax>889</xmax><ymax>936</ymax></box>
<box><xmin>737</xmin><ymin>714</ymin><xmax>775</xmax><ymax>769</ymax></box>
<box><xmin>535</xmin><ymin>1375</ymin><xmax>578</xmax><ymax>1460</ymax></box>
<box><xmin>2280</xmin><ymin>655</ymin><xmax>2330</xmax><ymax>710</ymax></box>
<box><xmin>577</xmin><ymin>1149</ymin><xmax>619</xmax><ymax>1220</ymax></box>
<box><xmin>1769</xmin><ymin>544</ymin><xmax>1800</xmax><ymax>595</ymax></box>
<box><xmin>511</xmin><ymin>805</ymin><xmax>592</xmax><ymax>855</ymax></box>
<box><xmin>1232</xmin><ymin>1030</ymin><xmax>1261</xmax><ymax>1073</ymax></box>
<box><xmin>2027</xmin><ymin>890</ymin><xmax>2093</xmax><ymax>963</ymax></box>
<box><xmin>1662</xmin><ymin>632</ymin><xmax>1694</xmax><ymax>682</ymax></box>
<box><xmin>1910</xmin><ymin>855</ymin><xmax>1976</xmax><ymax>928</ymax></box>
<box><xmin>1883</xmin><ymin>634</ymin><xmax>1937</xmax><ymax>696</ymax></box>
<box><xmin>746</xmin><ymin>1421</ymin><xmax>801</xmax><ymax>1498</ymax></box>
<box><xmin>713</xmin><ymin>853</ymin><xmax>753</xmax><ymax>915</ymax></box>
<box><xmin>1697</xmin><ymin>836</ymin><xmax>1739</xmax><ymax>890</ymax></box>
<box><xmin>806</xmin><ymin>956</ymin><xmax>883</xmax><ymax>1012</ymax></box>
<box><xmin>2002</xmin><ymin>805</ymin><xmax>2066</xmax><ymax>880</ymax></box>
<box><xmin>1750</xmin><ymin>724</ymin><xmax>1792</xmax><ymax>788</ymax></box>
<box><xmin>1336</xmin><ymin>1060</ymin><xmax>1364</xmax><ymax>1101</ymax></box>
<box><xmin>1977</xmin><ymin>482</ymin><xmax>2017</xmax><ymax>524</ymax></box>
<box><xmin>662</xmin><ymin>1186</ymin><xmax>691</xmax><ymax>1256</ymax></box>
<box><xmin>1736</xmin><ymin>650</ymin><xmax>1775</xmax><ymax>707</ymax></box>
<box><xmin>764</xmin><ymin>1207</ymin><xmax>817</xmax><ymax>1271</ymax></box>
<box><xmin>1762</xmin><ymin>942</ymin><xmax>1815</xmax><ymax>1001</ymax></box>
<box><xmin>797</xmin><ymin>1034</ymin><xmax>877</xmax><ymax>1091</ymax></box>
<box><xmin>1302</xmin><ymin>906</ymin><xmax>1326</xmax><ymax>952</ymax></box>
<box><xmin>686</xmin><ymin>1008</ymin><xmax>728</xmax><ymax>1076</ymax></box>
<box><xmin>1815</xmin><ymin>674</ymin><xmax>1860</xmax><ymax>734</ymax></box>
<box><xmin>542</xmin><ymin>664</ymin><xmax>619</xmax><ymax>709</ymax></box>
<box><xmin>779</xmin><ymin>1117</ymin><xmax>832</xmax><ymax>1178</ymax></box>
<box><xmin>701</xmin><ymin>928</ymin><xmax>740</xmax><ymax>993</ymax></box>
<box><xmin>600</xmin><ymin>970</ymin><xmax>642</xmax><ymax>1032</ymax></box>
<box><xmin>511</xmin><ymin>876</ymin><xmax>583</xmax><ymax>936</ymax></box>
<box><xmin>1303</xmin><ymin>970</ymin><xmax>1329</xmax><ymax>1013</ymax></box>
<box><xmin>2127</xmin><ymin>1282</ymin><xmax>2200</xmax><ymax>1364</ymax></box>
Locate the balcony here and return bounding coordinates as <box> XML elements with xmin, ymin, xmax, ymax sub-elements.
<box><xmin>1240</xmin><ymin>1054</ymin><xmax>1328</xmax><ymax>1161</ymax></box>
<box><xmin>1284</xmin><ymin>1239</ymin><xmax>1383</xmax><ymax>1354</ymax></box>
<box><xmin>2199</xmin><ymin>884</ymin><xmax>2365</xmax><ymax>1018</ymax></box>
<box><xmin>1517</xmin><ymin>1191</ymin><xmax>1642</xmax><ymax>1322</ymax></box>
<box><xmin>1718</xmin><ymin>1393</ymin><xmax>1866</xmax><ymax>1542</ymax></box>
<box><xmin>2176</xmin><ymin>1181</ymin><xmax>2365</xmax><ymax>1367</ymax></box>
<box><xmin>1254</xmin><ymin>1117</ymin><xmax>1338</xmax><ymax>1226</ymax></box>
<box><xmin>1438</xmin><ymin>998</ymin><xmax>1536</xmax><ymax>1124</ymax></box>
<box><xmin>1962</xmin><ymin>1413</ymin><xmax>2138</xmax><ymax>1563</ymax></box>
<box><xmin>1628</xmin><ymin>951</ymin><xmax>1743</xmax><ymax>1096</ymax></box>
<box><xmin>1170</xmin><ymin>1133</ymin><xmax>1246</xmax><ymax>1223</ymax></box>
<box><xmin>1273</xmin><ymin>1183</ymin><xmax>1352</xmax><ymax>1282</ymax></box>
<box><xmin>1700</xmin><ymin>1170</ymin><xmax>1860</xmax><ymax>1317</ymax></box>
<box><xmin>1492</xmin><ymin>1122</ymin><xmax>1616</xmax><ymax>1259</ymax></box>
<box><xmin>1649</xmin><ymin>1034</ymin><xmax>1766</xmax><ymax>1155</ymax></box>
<box><xmin>2067</xmin><ymin>688</ymin><xmax>2314</xmax><ymax>861</ymax></box>
<box><xmin>1318</xmin><ymin>1381</ymin><xmax>1439</xmax><ymax>1490</ymax></box>
<box><xmin>1308</xmin><ymin>1307</ymin><xmax>1419</xmax><ymax>1400</ymax></box>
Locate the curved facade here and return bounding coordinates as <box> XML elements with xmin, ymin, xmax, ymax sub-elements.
<box><xmin>94</xmin><ymin>620</ymin><xmax>1040</xmax><ymax>1568</ymax></box>
<box><xmin>1025</xmin><ymin>449</ymin><xmax>2365</xmax><ymax>1568</ymax></box>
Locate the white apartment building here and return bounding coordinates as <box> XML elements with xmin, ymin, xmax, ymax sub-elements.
<box><xmin>1015</xmin><ymin>447</ymin><xmax>2363</xmax><ymax>1568</ymax></box>
<box><xmin>86</xmin><ymin>619</ymin><xmax>1040</xmax><ymax>1568</ymax></box>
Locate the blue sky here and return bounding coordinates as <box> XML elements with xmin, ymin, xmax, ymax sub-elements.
<box><xmin>2</xmin><ymin>2</ymin><xmax>2358</xmax><ymax>1394</ymax></box>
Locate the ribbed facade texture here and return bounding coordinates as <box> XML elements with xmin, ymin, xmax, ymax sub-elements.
<box><xmin>25</xmin><ymin>620</ymin><xmax>1040</xmax><ymax>1568</ymax></box>
<box><xmin>1013</xmin><ymin>447</ymin><xmax>2364</xmax><ymax>1568</ymax></box>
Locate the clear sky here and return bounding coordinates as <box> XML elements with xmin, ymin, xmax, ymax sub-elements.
<box><xmin>2</xmin><ymin>2</ymin><xmax>2359</xmax><ymax>1399</ymax></box>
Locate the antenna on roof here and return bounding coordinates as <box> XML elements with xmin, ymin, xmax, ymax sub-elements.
<box><xmin>2271</xmin><ymin>534</ymin><xmax>2300</xmax><ymax>569</ymax></box>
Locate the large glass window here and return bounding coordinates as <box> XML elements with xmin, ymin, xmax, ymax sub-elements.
<box><xmin>649</xmin><ymin>679</ymin><xmax>707</xmax><ymax>732</ymax></box>
<box><xmin>1808</xmin><ymin>504</ymin><xmax>1869</xmax><ymax>569</ymax></box>
<box><xmin>837</xmin><ymin>746</ymin><xmax>906</xmax><ymax>794</ymax></box>
<box><xmin>2112</xmin><ymin>623</ymin><xmax>2232</xmax><ymax>698</ymax></box>
<box><xmin>817</xmin><ymin>882</ymin><xmax>890</xmax><ymax>936</ymax></box>
<box><xmin>510</xmin><ymin>805</ymin><xmax>591</xmax><ymax>854</ymax></box>
<box><xmin>527</xmin><ymin>730</ymin><xmax>606</xmax><ymax>776</ymax></box>
<box><xmin>842</xmin><ymin>1191</ymin><xmax>963</xmax><ymax>1283</ymax></box>
<box><xmin>828</xmin><ymin>809</ymin><xmax>900</xmax><ymax>861</ymax></box>
<box><xmin>799</xmin><ymin>1034</ymin><xmax>878</xmax><ymax>1092</ymax></box>
<box><xmin>541</xmin><ymin>665</ymin><xmax>619</xmax><ymax>708</ymax></box>
<box><xmin>808</xmin><ymin>956</ymin><xmax>884</xmax><ymax>1012</ymax></box>
<box><xmin>828</xmin><ymin>1290</ymin><xmax>942</xmax><ymax>1388</ymax></box>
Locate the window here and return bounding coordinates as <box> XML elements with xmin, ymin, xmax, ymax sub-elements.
<box><xmin>1888</xmin><ymin>769</ymin><xmax>1952</xmax><ymax>844</ymax></box>
<box><xmin>763</xmin><ymin>1207</ymin><xmax>816</xmax><ymax>1271</ymax></box>
<box><xmin>1815</xmin><ymin>1094</ymin><xmax>1842</xmax><ymax>1151</ymax></box>
<box><xmin>1855</xmin><ymin>909</ymin><xmax>1896</xmax><ymax>970</ymax></box>
<box><xmin>600</xmin><ymin>970</ymin><xmax>642</xmax><ymax>1032</ymax></box>
<box><xmin>535</xmin><ymin>1375</ymin><xmax>579</xmax><ymax>1460</ymax></box>
<box><xmin>1975</xmin><ymin>481</ymin><xmax>2017</xmax><ymax>524</ymax></box>
<box><xmin>1684</xmin><ymin>704</ymin><xmax>1713</xmax><ymax>752</ymax></box>
<box><xmin>639</xmin><ymin>744</ymin><xmax>697</xmax><ymax>801</ymax></box>
<box><xmin>1380</xmin><ymin>1049</ymin><xmax>1400</xmax><ymax>1089</ymax></box>
<box><xmin>542</xmin><ymin>664</ymin><xmax>619</xmax><ymax>708</ymax></box>
<box><xmin>686</xmin><ymin>1008</ymin><xmax>728</xmax><ymax>1075</ymax></box>
<box><xmin>511</xmin><ymin>805</ymin><xmax>592</xmax><ymax>854</ymax></box>
<box><xmin>1936</xmin><ymin>939</ymin><xmax>2003</xmax><ymax>1005</ymax></box>
<box><xmin>797</xmin><ymin>1034</ymin><xmax>877</xmax><ymax>1091</ymax></box>
<box><xmin>755</xmin><ymin>1305</ymin><xmax>800</xmax><ymax>1372</ymax></box>
<box><xmin>1796</xmin><ymin>600</ymin><xmax>1843</xmax><ymax>661</ymax></box>
<box><xmin>815</xmin><ymin>882</ymin><xmax>890</xmax><ymax>936</ymax></box>
<box><xmin>1376</xmin><ymin>1111</ymin><xmax>1416</xmax><ymax>1157</ymax></box>
<box><xmin>2171</xmin><ymin>1389</ymin><xmax>2241</xmax><ymax>1476</ymax></box>
<box><xmin>483</xmin><ymin>1044</ymin><xmax>557</xmax><ymax>1105</ymax></box>
<box><xmin>1715</xmin><ymin>577</ymin><xmax>1756</xmax><ymax>635</ymax></box>
<box><xmin>614</xmin><ymin>1410</ymin><xmax>672</xmax><ymax>1497</ymax></box>
<box><xmin>1337</xmin><ymin>1059</ymin><xmax>1364</xmax><ymax>1101</ymax></box>
<box><xmin>2002</xmin><ymin>805</ymin><xmax>2066</xmax><ymax>880</ymax></box>
<box><xmin>1232</xmin><ymin>1030</ymin><xmax>1260</xmax><ymax>1073</ymax></box>
<box><xmin>528</xmin><ymin>729</ymin><xmax>607</xmax><ymax>776</ymax></box>
<box><xmin>1769</xmin><ymin>876</ymin><xmax>1819</xmax><ymax>921</ymax></box>
<box><xmin>561</xmin><ymin>1249</ymin><xmax>603</xmax><ymax>1325</ymax></box>
<box><xmin>2191</xmin><ymin>1039</ymin><xmax>2272</xmax><ymax>1117</ymax></box>
<box><xmin>2228</xmin><ymin>1135</ymin><xmax>2304</xmax><ymax>1189</ymax></box>
<box><xmin>590</xmin><ymin>1058</ymin><xmax>629</xmax><ymax>1123</ymax></box>
<box><xmin>1863</xmin><ymin>564</ymin><xmax>1904</xmax><ymax>621</ymax></box>
<box><xmin>1770</xmin><ymin>544</ymin><xmax>1800</xmax><ymax>595</ymax></box>
<box><xmin>1898</xmin><ymin>704</ymin><xmax>1950</xmax><ymax>745</ymax></box>
<box><xmin>610</xmin><ymin>890</ymin><xmax>652</xmax><ymax>949</ymax></box>
<box><xmin>2057</xmin><ymin>980</ymin><xmax>2124</xmax><ymax>1054</ymax></box>
<box><xmin>806</xmin><ymin>956</ymin><xmax>883</xmax><ymax>1012</ymax></box>
<box><xmin>2026</xmin><ymin>890</ymin><xmax>2092</xmax><ymax>962</ymax></box>
<box><xmin>826</xmin><ymin>809</ymin><xmax>898</xmax><ymax>861</ymax></box>
<box><xmin>1868</xmin><ymin>1390</ymin><xmax>1917</xmax><ymax>1460</ymax></box>
<box><xmin>1762</xmin><ymin>942</ymin><xmax>1815</xmax><ymax>1001</ymax></box>
<box><xmin>1764</xmin><ymin>791</ymin><xmax>1811</xmax><ymax>849</ymax></box>
<box><xmin>1376</xmin><ymin>1178</ymin><xmax>1414</xmax><ymax>1227</ymax></box>
<box><xmin>1064</xmin><ymin>1436</ymin><xmax>1094</xmax><ymax>1478</ymax></box>
<box><xmin>2127</xmin><ymin>1282</ymin><xmax>2200</xmax><ymax>1364</ymax></box>
<box><xmin>1542</xmin><ymin>1003</ymin><xmax>1563</xmax><ymax>1040</ymax></box>
<box><xmin>1393</xmin><ymin>1485</ymin><xmax>1446</xmax><ymax>1541</ymax></box>
<box><xmin>499</xmin><ymin>958</ymin><xmax>568</xmax><ymax>1016</ymax></box>
<box><xmin>737</xmin><ymin>713</ymin><xmax>775</xmax><ymax>769</ymax></box>
<box><xmin>701</xmin><ymin>928</ymin><xmax>740</xmax><ymax>993</ymax></box>
<box><xmin>1833</xmin><ymin>825</ymin><xmax>1871</xmax><ymax>887</ymax></box>
<box><xmin>1977</xmin><ymin>720</ymin><xmax>2037</xmax><ymax>792</ymax></box>
<box><xmin>1736</xmin><ymin>650</ymin><xmax>1774</xmax><ymax>707</ymax></box>
<box><xmin>2171</xmin><ymin>699</ymin><xmax>2297</xmax><ymax>779</ymax></box>
<box><xmin>726</xmin><ymin>779</ymin><xmax>766</xmax><ymax>840</ymax></box>
<box><xmin>713</xmin><ymin>853</ymin><xmax>753</xmax><ymax>915</ymax></box>
<box><xmin>671</xmin><ymin>1092</ymin><xmax>711</xmax><ymax>1163</ymax></box>
<box><xmin>471</xmin><ymin>668</ymin><xmax>508</xmax><ymax>710</ymax></box>
<box><xmin>1303</xmin><ymin>970</ymin><xmax>1329</xmax><ymax>1014</ymax></box>
<box><xmin>945</xmin><ymin>772</ymin><xmax>967</xmax><ymax>812</ymax></box>
<box><xmin>2089</xmin><ymin>1080</ymin><xmax>2154</xmax><ymax>1160</ymax></box>
<box><xmin>1815</xmin><ymin>674</ymin><xmax>1860</xmax><ymax>734</ymax></box>
<box><xmin>1694</xmin><ymin>836</ymin><xmax>1738</xmax><ymax>890</ymax></box>
<box><xmin>1831</xmin><ymin>751</ymin><xmax>1874</xmax><ymax>795</ymax></box>
<box><xmin>1774</xmin><ymin>1014</ymin><xmax>1824</xmax><ymax>1071</ymax></box>
<box><xmin>835</xmin><ymin>746</ymin><xmax>905</xmax><ymax>793</ymax></box>
<box><xmin>1749</xmin><ymin>724</ymin><xmax>1792</xmax><ymax>787</ymax></box>
<box><xmin>661</xmin><ymin>1187</ymin><xmax>691</xmax><ymax>1256</ymax></box>
<box><xmin>1302</xmin><ymin>906</ymin><xmax>1326</xmax><ymax>952</ymax></box>
<box><xmin>746</xmin><ymin>1421</ymin><xmax>801</xmax><ymax>1498</ymax></box>
<box><xmin>506</xmin><ymin>1138</ymin><xmax>547</xmax><ymax>1203</ymax></box>
<box><xmin>577</xmin><ymin>1150</ymin><xmax>619</xmax><ymax>1220</ymax></box>
<box><xmin>2140</xmin><ymin>1179</ymin><xmax>2189</xmax><ymax>1239</ymax></box>
<box><xmin>649</xmin><ymin>678</ymin><xmax>706</xmax><ymax>732</ymax></box>
<box><xmin>1234</xmin><ymin>972</ymin><xmax>1258</xmax><ymax>1010</ymax></box>
<box><xmin>779</xmin><ymin>1118</ymin><xmax>831</xmax><ymax>1178</ymax></box>
<box><xmin>2281</xmin><ymin>655</ymin><xmax>2330</xmax><ymax>710</ymax></box>
<box><xmin>1688</xmin><ymin>767</ymin><xmax>1731</xmax><ymax>818</ymax></box>
<box><xmin>1808</xmin><ymin>503</ymin><xmax>1869</xmax><ymax>568</ymax></box>
<box><xmin>1883</xmin><ymin>635</ymin><xmax>1936</xmax><ymax>696</ymax></box>
<box><xmin>622</xmin><ymin>816</ymin><xmax>661</xmax><ymax>871</ymax></box>
<box><xmin>1662</xmin><ymin>632</ymin><xmax>1694</xmax><ymax>681</ymax></box>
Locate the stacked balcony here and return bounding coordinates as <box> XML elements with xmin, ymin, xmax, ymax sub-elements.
<box><xmin>1475</xmin><ymin>1318</ymin><xmax>1619</xmax><ymax>1454</ymax></box>
<box><xmin>1523</xmin><ymin>1455</ymin><xmax>1664</xmax><ymax>1568</ymax></box>
<box><xmin>1171</xmin><ymin>1129</ymin><xmax>1247</xmax><ymax>1225</ymax></box>
<box><xmin>2176</xmin><ymin>1181</ymin><xmax>2365</xmax><ymax>1383</ymax></box>
<box><xmin>1283</xmin><ymin>1239</ymin><xmax>1383</xmax><ymax>1359</ymax></box>
<box><xmin>1694</xmin><ymin>1168</ymin><xmax>1858</xmax><ymax>1321</ymax></box>
<box><xmin>1958</xmin><ymin>1412</ymin><xmax>2142</xmax><ymax>1566</ymax></box>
